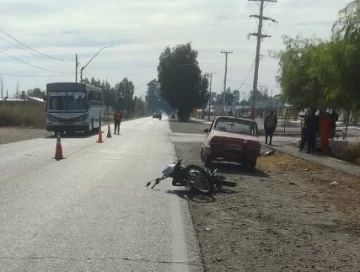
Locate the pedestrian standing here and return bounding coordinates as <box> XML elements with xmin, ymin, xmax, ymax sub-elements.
<box><xmin>305</xmin><ymin>109</ymin><xmax>318</xmax><ymax>153</ymax></box>
<box><xmin>319</xmin><ymin>112</ymin><xmax>332</xmax><ymax>154</ymax></box>
<box><xmin>299</xmin><ymin>111</ymin><xmax>308</xmax><ymax>151</ymax></box>
<box><xmin>264</xmin><ymin>110</ymin><xmax>278</xmax><ymax>145</ymax></box>
<box><xmin>330</xmin><ymin>109</ymin><xmax>338</xmax><ymax>138</ymax></box>
<box><xmin>113</xmin><ymin>109</ymin><xmax>122</xmax><ymax>135</ymax></box>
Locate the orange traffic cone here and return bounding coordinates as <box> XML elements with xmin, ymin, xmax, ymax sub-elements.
<box><xmin>97</xmin><ymin>128</ymin><xmax>103</xmax><ymax>143</ymax></box>
<box><xmin>55</xmin><ymin>133</ymin><xmax>64</xmax><ymax>160</ymax></box>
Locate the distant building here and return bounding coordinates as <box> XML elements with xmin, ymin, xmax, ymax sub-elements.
<box><xmin>0</xmin><ymin>95</ymin><xmax>45</xmax><ymax>109</ymax></box>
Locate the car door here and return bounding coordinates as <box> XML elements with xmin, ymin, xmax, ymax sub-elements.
<box><xmin>203</xmin><ymin>118</ymin><xmax>216</xmax><ymax>147</ymax></box>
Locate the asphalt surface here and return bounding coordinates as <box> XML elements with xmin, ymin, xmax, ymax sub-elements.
<box><xmin>0</xmin><ymin>117</ymin><xmax>203</xmax><ymax>272</ymax></box>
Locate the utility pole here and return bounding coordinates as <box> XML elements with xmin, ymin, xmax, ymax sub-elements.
<box><xmin>248</xmin><ymin>0</ymin><xmax>277</xmax><ymax>120</ymax></box>
<box><xmin>75</xmin><ymin>54</ymin><xmax>79</xmax><ymax>82</ymax></box>
<box><xmin>221</xmin><ymin>51</ymin><xmax>233</xmax><ymax>114</ymax></box>
<box><xmin>205</xmin><ymin>73</ymin><xmax>216</xmax><ymax>121</ymax></box>
<box><xmin>200</xmin><ymin>74</ymin><xmax>208</xmax><ymax>119</ymax></box>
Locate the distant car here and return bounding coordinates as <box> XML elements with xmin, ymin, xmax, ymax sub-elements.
<box><xmin>201</xmin><ymin>116</ymin><xmax>261</xmax><ymax>171</ymax></box>
<box><xmin>152</xmin><ymin>112</ymin><xmax>162</xmax><ymax>120</ymax></box>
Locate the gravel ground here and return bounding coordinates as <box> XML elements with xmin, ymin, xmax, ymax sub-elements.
<box><xmin>170</xmin><ymin>121</ymin><xmax>360</xmax><ymax>272</ymax></box>
<box><xmin>0</xmin><ymin>118</ymin><xmax>140</xmax><ymax>145</ymax></box>
<box><xmin>169</xmin><ymin>120</ymin><xmax>210</xmax><ymax>134</ymax></box>
<box><xmin>0</xmin><ymin>127</ymin><xmax>52</xmax><ymax>145</ymax></box>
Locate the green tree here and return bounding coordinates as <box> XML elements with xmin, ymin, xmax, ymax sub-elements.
<box><xmin>331</xmin><ymin>0</ymin><xmax>360</xmax><ymax>111</ymax></box>
<box><xmin>134</xmin><ymin>96</ymin><xmax>147</xmax><ymax>116</ymax></box>
<box><xmin>157</xmin><ymin>42</ymin><xmax>207</xmax><ymax>121</ymax></box>
<box><xmin>145</xmin><ymin>79</ymin><xmax>160</xmax><ymax>113</ymax></box>
<box><xmin>232</xmin><ymin>90</ymin><xmax>240</xmax><ymax>105</ymax></box>
<box><xmin>276</xmin><ymin>35</ymin><xmax>330</xmax><ymax>109</ymax></box>
<box><xmin>332</xmin><ymin>0</ymin><xmax>360</xmax><ymax>42</ymax></box>
<box><xmin>145</xmin><ymin>79</ymin><xmax>173</xmax><ymax>114</ymax></box>
<box><xmin>114</xmin><ymin>78</ymin><xmax>134</xmax><ymax>114</ymax></box>
<box><xmin>27</xmin><ymin>87</ymin><xmax>44</xmax><ymax>98</ymax></box>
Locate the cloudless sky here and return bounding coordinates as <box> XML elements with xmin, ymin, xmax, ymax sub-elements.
<box><xmin>0</xmin><ymin>0</ymin><xmax>352</xmax><ymax>98</ymax></box>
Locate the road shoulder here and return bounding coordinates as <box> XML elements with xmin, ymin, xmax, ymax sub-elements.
<box><xmin>266</xmin><ymin>142</ymin><xmax>360</xmax><ymax>178</ymax></box>
<box><xmin>170</xmin><ymin>119</ymin><xmax>360</xmax><ymax>272</ymax></box>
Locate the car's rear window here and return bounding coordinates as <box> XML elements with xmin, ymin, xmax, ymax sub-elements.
<box><xmin>214</xmin><ymin>119</ymin><xmax>258</xmax><ymax>136</ymax></box>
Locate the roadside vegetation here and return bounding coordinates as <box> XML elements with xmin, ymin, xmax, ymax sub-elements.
<box><xmin>276</xmin><ymin>0</ymin><xmax>360</xmax><ymax>121</ymax></box>
<box><xmin>0</xmin><ymin>104</ymin><xmax>45</xmax><ymax>128</ymax></box>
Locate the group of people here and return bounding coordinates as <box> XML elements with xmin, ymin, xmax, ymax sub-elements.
<box><xmin>262</xmin><ymin>109</ymin><xmax>339</xmax><ymax>154</ymax></box>
<box><xmin>299</xmin><ymin>109</ymin><xmax>339</xmax><ymax>154</ymax></box>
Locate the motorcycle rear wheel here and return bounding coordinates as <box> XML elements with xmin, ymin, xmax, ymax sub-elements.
<box><xmin>184</xmin><ymin>165</ymin><xmax>214</xmax><ymax>195</ymax></box>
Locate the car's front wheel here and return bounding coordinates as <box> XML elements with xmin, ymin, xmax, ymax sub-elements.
<box><xmin>204</xmin><ymin>155</ymin><xmax>212</xmax><ymax>168</ymax></box>
<box><xmin>246</xmin><ymin>160</ymin><xmax>257</xmax><ymax>172</ymax></box>
<box><xmin>200</xmin><ymin>148</ymin><xmax>205</xmax><ymax>162</ymax></box>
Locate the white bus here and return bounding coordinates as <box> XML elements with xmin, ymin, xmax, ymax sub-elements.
<box><xmin>44</xmin><ymin>82</ymin><xmax>105</xmax><ymax>135</ymax></box>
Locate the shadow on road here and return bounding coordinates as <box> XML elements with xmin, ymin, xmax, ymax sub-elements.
<box><xmin>209</xmin><ymin>162</ymin><xmax>269</xmax><ymax>178</ymax></box>
<box><xmin>166</xmin><ymin>187</ymin><xmax>237</xmax><ymax>203</ymax></box>
<box><xmin>44</xmin><ymin>131</ymin><xmax>99</xmax><ymax>139</ymax></box>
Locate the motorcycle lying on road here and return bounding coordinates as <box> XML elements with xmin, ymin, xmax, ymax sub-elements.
<box><xmin>146</xmin><ymin>159</ymin><xmax>236</xmax><ymax>195</ymax></box>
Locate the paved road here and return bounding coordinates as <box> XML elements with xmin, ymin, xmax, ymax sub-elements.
<box><xmin>0</xmin><ymin>117</ymin><xmax>202</xmax><ymax>272</ymax></box>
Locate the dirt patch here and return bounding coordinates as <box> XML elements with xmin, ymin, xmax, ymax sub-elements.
<box><xmin>173</xmin><ymin>142</ymin><xmax>360</xmax><ymax>272</ymax></box>
<box><xmin>0</xmin><ymin>127</ymin><xmax>52</xmax><ymax>145</ymax></box>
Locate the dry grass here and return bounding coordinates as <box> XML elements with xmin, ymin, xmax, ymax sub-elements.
<box><xmin>258</xmin><ymin>153</ymin><xmax>360</xmax><ymax>222</ymax></box>
<box><xmin>0</xmin><ymin>104</ymin><xmax>45</xmax><ymax>128</ymax></box>
<box><xmin>340</xmin><ymin>143</ymin><xmax>360</xmax><ymax>163</ymax></box>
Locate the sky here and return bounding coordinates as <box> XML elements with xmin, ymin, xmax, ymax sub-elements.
<box><xmin>0</xmin><ymin>0</ymin><xmax>352</xmax><ymax>99</ymax></box>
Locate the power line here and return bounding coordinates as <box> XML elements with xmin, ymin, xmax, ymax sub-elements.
<box><xmin>0</xmin><ymin>36</ymin><xmax>64</xmax><ymax>67</ymax></box>
<box><xmin>0</xmin><ymin>27</ymin><xmax>64</xmax><ymax>61</ymax></box>
<box><xmin>248</xmin><ymin>0</ymin><xmax>277</xmax><ymax>119</ymax></box>
<box><xmin>0</xmin><ymin>72</ymin><xmax>74</xmax><ymax>78</ymax></box>
<box><xmin>0</xmin><ymin>49</ymin><xmax>65</xmax><ymax>74</ymax></box>
<box><xmin>237</xmin><ymin>62</ymin><xmax>255</xmax><ymax>90</ymax></box>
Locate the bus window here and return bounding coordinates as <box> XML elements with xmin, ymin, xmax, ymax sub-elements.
<box><xmin>66</xmin><ymin>92</ymin><xmax>87</xmax><ymax>111</ymax></box>
<box><xmin>48</xmin><ymin>96</ymin><xmax>66</xmax><ymax>111</ymax></box>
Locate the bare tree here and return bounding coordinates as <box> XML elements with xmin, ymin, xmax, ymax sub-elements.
<box><xmin>14</xmin><ymin>80</ymin><xmax>20</xmax><ymax>99</ymax></box>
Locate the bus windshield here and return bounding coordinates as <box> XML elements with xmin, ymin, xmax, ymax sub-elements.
<box><xmin>47</xmin><ymin>92</ymin><xmax>87</xmax><ymax>112</ymax></box>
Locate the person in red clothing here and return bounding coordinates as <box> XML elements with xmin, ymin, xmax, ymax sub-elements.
<box><xmin>113</xmin><ymin>109</ymin><xmax>123</xmax><ymax>135</ymax></box>
<box><xmin>319</xmin><ymin>111</ymin><xmax>332</xmax><ymax>154</ymax></box>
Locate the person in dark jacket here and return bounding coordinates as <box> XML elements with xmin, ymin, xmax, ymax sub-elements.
<box><xmin>329</xmin><ymin>109</ymin><xmax>338</xmax><ymax>138</ymax></box>
<box><xmin>113</xmin><ymin>109</ymin><xmax>122</xmax><ymax>135</ymax></box>
<box><xmin>264</xmin><ymin>110</ymin><xmax>278</xmax><ymax>145</ymax></box>
<box><xmin>299</xmin><ymin>111</ymin><xmax>308</xmax><ymax>151</ymax></box>
<box><xmin>305</xmin><ymin>109</ymin><xmax>318</xmax><ymax>153</ymax></box>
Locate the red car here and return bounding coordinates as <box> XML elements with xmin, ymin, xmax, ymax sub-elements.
<box><xmin>200</xmin><ymin>116</ymin><xmax>261</xmax><ymax>170</ymax></box>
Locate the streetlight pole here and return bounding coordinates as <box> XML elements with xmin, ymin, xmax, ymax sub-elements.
<box><xmin>221</xmin><ymin>51</ymin><xmax>233</xmax><ymax>114</ymax></box>
<box><xmin>80</xmin><ymin>46</ymin><xmax>114</xmax><ymax>82</ymax></box>
<box><xmin>134</xmin><ymin>84</ymin><xmax>144</xmax><ymax>93</ymax></box>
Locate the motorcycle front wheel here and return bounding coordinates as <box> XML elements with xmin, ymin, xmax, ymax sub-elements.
<box><xmin>184</xmin><ymin>165</ymin><xmax>214</xmax><ymax>195</ymax></box>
